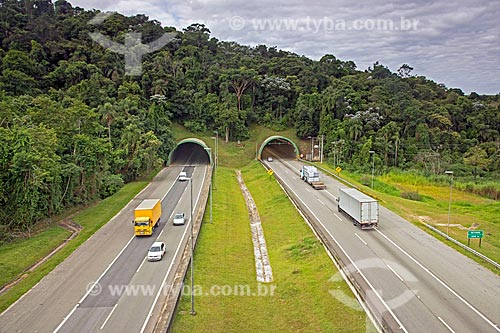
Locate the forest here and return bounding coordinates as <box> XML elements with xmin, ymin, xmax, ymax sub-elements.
<box><xmin>0</xmin><ymin>0</ymin><xmax>499</xmax><ymax>241</ymax></box>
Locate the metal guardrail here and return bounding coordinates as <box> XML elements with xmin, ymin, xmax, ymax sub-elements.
<box><xmin>310</xmin><ymin>160</ymin><xmax>500</xmax><ymax>270</ymax></box>
<box><xmin>423</xmin><ymin>223</ymin><xmax>500</xmax><ymax>270</ymax></box>
<box><xmin>264</xmin><ymin>161</ymin><xmax>389</xmax><ymax>333</ymax></box>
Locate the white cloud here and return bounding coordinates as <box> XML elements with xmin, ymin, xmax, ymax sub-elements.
<box><xmin>69</xmin><ymin>0</ymin><xmax>500</xmax><ymax>94</ymax></box>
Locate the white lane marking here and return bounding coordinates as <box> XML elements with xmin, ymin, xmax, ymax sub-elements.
<box><xmin>334</xmin><ymin>213</ymin><xmax>342</xmax><ymax>221</ymax></box>
<box><xmin>53</xmin><ymin>234</ymin><xmax>135</xmax><ymax>333</ymax></box>
<box><xmin>54</xmin><ymin>169</ymin><xmax>181</xmax><ymax>332</ymax></box>
<box><xmin>275</xmin><ymin>174</ymin><xmax>409</xmax><ymax>333</ymax></box>
<box><xmin>354</xmin><ymin>233</ymin><xmax>368</xmax><ymax>246</ymax></box>
<box><xmin>438</xmin><ymin>316</ymin><xmax>456</xmax><ymax>333</ymax></box>
<box><xmin>317</xmin><ymin>198</ymin><xmax>325</xmax><ymax>205</ymax></box>
<box><xmin>0</xmin><ymin>278</ymin><xmax>43</xmax><ymax>317</ymax></box>
<box><xmin>386</xmin><ymin>264</ymin><xmax>404</xmax><ymax>282</ymax></box>
<box><xmin>139</xmin><ymin>211</ymin><xmax>190</xmax><ymax>333</ymax></box>
<box><xmin>305</xmin><ymin>187</ymin><xmax>311</xmax><ymax>193</ymax></box>
<box><xmin>136</xmin><ymin>257</ymin><xmax>147</xmax><ymax>273</ymax></box>
<box><xmin>99</xmin><ymin>303</ymin><xmax>118</xmax><ymax>330</ymax></box>
<box><xmin>325</xmin><ymin>190</ymin><xmax>338</xmax><ymax>201</ymax></box>
<box><xmin>376</xmin><ymin>229</ymin><xmax>500</xmax><ymax>332</ymax></box>
<box><xmin>139</xmin><ymin>166</ymin><xmax>207</xmax><ymax>333</ymax></box>
<box><xmin>160</xmin><ymin>172</ymin><xmax>178</xmax><ymax>202</ymax></box>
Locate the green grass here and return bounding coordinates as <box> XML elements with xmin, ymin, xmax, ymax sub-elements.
<box><xmin>171</xmin><ymin>163</ymin><xmax>369</xmax><ymax>332</ymax></box>
<box><xmin>0</xmin><ymin>226</ymin><xmax>71</xmax><ymax>288</ymax></box>
<box><xmin>0</xmin><ymin>176</ymin><xmax>153</xmax><ymax>313</ymax></box>
<box><xmin>320</xmin><ymin>166</ymin><xmax>500</xmax><ymax>272</ymax></box>
<box><xmin>172</xmin><ymin>123</ymin><xmax>302</xmax><ymax>169</ymax></box>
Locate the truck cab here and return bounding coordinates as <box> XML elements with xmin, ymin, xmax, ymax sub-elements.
<box><xmin>133</xmin><ymin>199</ymin><xmax>162</xmax><ymax>236</ymax></box>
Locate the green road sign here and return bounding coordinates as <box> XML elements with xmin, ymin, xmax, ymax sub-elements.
<box><xmin>467</xmin><ymin>230</ymin><xmax>484</xmax><ymax>239</ymax></box>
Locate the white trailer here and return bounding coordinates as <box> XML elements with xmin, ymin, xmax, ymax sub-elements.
<box><xmin>338</xmin><ymin>188</ymin><xmax>378</xmax><ymax>229</ymax></box>
<box><xmin>300</xmin><ymin>165</ymin><xmax>326</xmax><ymax>190</ymax></box>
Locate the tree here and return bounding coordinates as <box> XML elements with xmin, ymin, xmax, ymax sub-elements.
<box><xmin>221</xmin><ymin>68</ymin><xmax>257</xmax><ymax>112</ymax></box>
<box><xmin>397</xmin><ymin>64</ymin><xmax>414</xmax><ymax>78</ymax></box>
<box><xmin>98</xmin><ymin>102</ymin><xmax>117</xmax><ymax>145</ymax></box>
<box><xmin>464</xmin><ymin>146</ymin><xmax>489</xmax><ymax>180</ymax></box>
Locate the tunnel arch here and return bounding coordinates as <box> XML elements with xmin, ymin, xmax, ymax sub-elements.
<box><xmin>167</xmin><ymin>138</ymin><xmax>212</xmax><ymax>165</ymax></box>
<box><xmin>258</xmin><ymin>135</ymin><xmax>300</xmax><ymax>160</ymax></box>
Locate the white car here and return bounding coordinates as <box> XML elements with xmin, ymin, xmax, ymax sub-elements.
<box><xmin>178</xmin><ymin>171</ymin><xmax>189</xmax><ymax>181</ymax></box>
<box><xmin>173</xmin><ymin>212</ymin><xmax>186</xmax><ymax>226</ymax></box>
<box><xmin>267</xmin><ymin>156</ymin><xmax>273</xmax><ymax>162</ymax></box>
<box><xmin>147</xmin><ymin>241</ymin><xmax>165</xmax><ymax>261</ymax></box>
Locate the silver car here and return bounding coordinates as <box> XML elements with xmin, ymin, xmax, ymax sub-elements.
<box><xmin>147</xmin><ymin>242</ymin><xmax>165</xmax><ymax>261</ymax></box>
<box><xmin>178</xmin><ymin>171</ymin><xmax>189</xmax><ymax>181</ymax></box>
<box><xmin>173</xmin><ymin>212</ymin><xmax>186</xmax><ymax>226</ymax></box>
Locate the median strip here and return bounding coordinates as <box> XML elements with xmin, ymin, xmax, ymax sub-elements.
<box><xmin>235</xmin><ymin>170</ymin><xmax>273</xmax><ymax>283</ymax></box>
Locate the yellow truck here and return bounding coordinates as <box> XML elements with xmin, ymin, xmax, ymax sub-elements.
<box><xmin>133</xmin><ymin>199</ymin><xmax>162</xmax><ymax>236</ymax></box>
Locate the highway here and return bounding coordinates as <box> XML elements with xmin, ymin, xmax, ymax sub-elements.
<box><xmin>0</xmin><ymin>161</ymin><xmax>209</xmax><ymax>332</ymax></box>
<box><xmin>264</xmin><ymin>150</ymin><xmax>500</xmax><ymax>333</ymax></box>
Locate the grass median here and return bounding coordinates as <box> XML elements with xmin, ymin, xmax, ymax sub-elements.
<box><xmin>172</xmin><ymin>163</ymin><xmax>369</xmax><ymax>332</ymax></box>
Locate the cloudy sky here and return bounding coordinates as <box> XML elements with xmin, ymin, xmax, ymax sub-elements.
<box><xmin>70</xmin><ymin>0</ymin><xmax>500</xmax><ymax>95</ymax></box>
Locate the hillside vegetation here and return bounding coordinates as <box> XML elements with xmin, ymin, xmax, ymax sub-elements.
<box><xmin>1</xmin><ymin>0</ymin><xmax>499</xmax><ymax>241</ymax></box>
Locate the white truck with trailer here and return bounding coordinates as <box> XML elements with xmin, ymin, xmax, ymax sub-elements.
<box><xmin>338</xmin><ymin>188</ymin><xmax>378</xmax><ymax>229</ymax></box>
<box><xmin>299</xmin><ymin>165</ymin><xmax>326</xmax><ymax>190</ymax></box>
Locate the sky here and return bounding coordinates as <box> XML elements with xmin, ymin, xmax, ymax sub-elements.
<box><xmin>69</xmin><ymin>0</ymin><xmax>500</xmax><ymax>95</ymax></box>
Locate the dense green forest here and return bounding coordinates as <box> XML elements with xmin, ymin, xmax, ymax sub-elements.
<box><xmin>0</xmin><ymin>0</ymin><xmax>499</xmax><ymax>240</ymax></box>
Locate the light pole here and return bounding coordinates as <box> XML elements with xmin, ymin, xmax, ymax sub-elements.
<box><xmin>331</xmin><ymin>142</ymin><xmax>336</xmax><ymax>166</ymax></box>
<box><xmin>369</xmin><ymin>151</ymin><xmax>375</xmax><ymax>189</ymax></box>
<box><xmin>308</xmin><ymin>136</ymin><xmax>315</xmax><ymax>161</ymax></box>
<box><xmin>204</xmin><ymin>148</ymin><xmax>213</xmax><ymax>224</ymax></box>
<box><xmin>213</xmin><ymin>130</ymin><xmax>218</xmax><ymax>169</ymax></box>
<box><xmin>445</xmin><ymin>170</ymin><xmax>454</xmax><ymax>235</ymax></box>
<box><xmin>188</xmin><ymin>177</ymin><xmax>196</xmax><ymax>315</ymax></box>
<box><xmin>320</xmin><ymin>134</ymin><xmax>324</xmax><ymax>164</ymax></box>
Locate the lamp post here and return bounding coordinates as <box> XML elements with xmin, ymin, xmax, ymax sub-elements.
<box><xmin>188</xmin><ymin>177</ymin><xmax>196</xmax><ymax>315</ymax></box>
<box><xmin>307</xmin><ymin>136</ymin><xmax>313</xmax><ymax>161</ymax></box>
<box><xmin>213</xmin><ymin>130</ymin><xmax>218</xmax><ymax>170</ymax></box>
<box><xmin>204</xmin><ymin>148</ymin><xmax>213</xmax><ymax>224</ymax></box>
<box><xmin>445</xmin><ymin>170</ymin><xmax>454</xmax><ymax>235</ymax></box>
<box><xmin>320</xmin><ymin>135</ymin><xmax>324</xmax><ymax>164</ymax></box>
<box><xmin>369</xmin><ymin>150</ymin><xmax>375</xmax><ymax>189</ymax></box>
<box><xmin>331</xmin><ymin>142</ymin><xmax>336</xmax><ymax>167</ymax></box>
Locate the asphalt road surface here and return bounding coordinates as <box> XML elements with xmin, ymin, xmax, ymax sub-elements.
<box><xmin>264</xmin><ymin>151</ymin><xmax>500</xmax><ymax>333</ymax></box>
<box><xmin>0</xmin><ymin>164</ymin><xmax>208</xmax><ymax>333</ymax></box>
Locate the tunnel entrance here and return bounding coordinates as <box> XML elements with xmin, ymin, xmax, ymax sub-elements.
<box><xmin>259</xmin><ymin>136</ymin><xmax>299</xmax><ymax>160</ymax></box>
<box><xmin>168</xmin><ymin>138</ymin><xmax>212</xmax><ymax>165</ymax></box>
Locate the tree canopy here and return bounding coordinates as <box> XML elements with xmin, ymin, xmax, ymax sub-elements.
<box><xmin>1</xmin><ymin>0</ymin><xmax>499</xmax><ymax>240</ymax></box>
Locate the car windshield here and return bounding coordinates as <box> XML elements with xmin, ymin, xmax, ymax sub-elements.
<box><xmin>150</xmin><ymin>246</ymin><xmax>161</xmax><ymax>252</ymax></box>
<box><xmin>135</xmin><ymin>222</ymin><xmax>149</xmax><ymax>226</ymax></box>
<box><xmin>174</xmin><ymin>214</ymin><xmax>183</xmax><ymax>219</ymax></box>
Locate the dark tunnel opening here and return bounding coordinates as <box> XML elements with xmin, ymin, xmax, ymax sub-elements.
<box><xmin>169</xmin><ymin>142</ymin><xmax>210</xmax><ymax>165</ymax></box>
<box><xmin>262</xmin><ymin>138</ymin><xmax>297</xmax><ymax>160</ymax></box>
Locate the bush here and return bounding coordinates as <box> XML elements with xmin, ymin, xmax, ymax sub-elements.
<box><xmin>183</xmin><ymin>120</ymin><xmax>207</xmax><ymax>133</ymax></box>
<box><xmin>401</xmin><ymin>191</ymin><xmax>423</xmax><ymax>201</ymax></box>
<box><xmin>100</xmin><ymin>173</ymin><xmax>124</xmax><ymax>198</ymax></box>
<box><xmin>360</xmin><ymin>175</ymin><xmax>371</xmax><ymax>187</ymax></box>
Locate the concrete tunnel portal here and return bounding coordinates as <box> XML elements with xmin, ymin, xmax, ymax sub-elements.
<box><xmin>259</xmin><ymin>136</ymin><xmax>300</xmax><ymax>160</ymax></box>
<box><xmin>168</xmin><ymin>138</ymin><xmax>212</xmax><ymax>165</ymax></box>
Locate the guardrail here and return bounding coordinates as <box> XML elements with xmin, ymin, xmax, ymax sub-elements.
<box><xmin>263</xmin><ymin>161</ymin><xmax>392</xmax><ymax>333</ymax></box>
<box><xmin>423</xmin><ymin>223</ymin><xmax>500</xmax><ymax>270</ymax></box>
<box><xmin>309</xmin><ymin>160</ymin><xmax>499</xmax><ymax>270</ymax></box>
<box><xmin>156</xmin><ymin>165</ymin><xmax>213</xmax><ymax>332</ymax></box>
